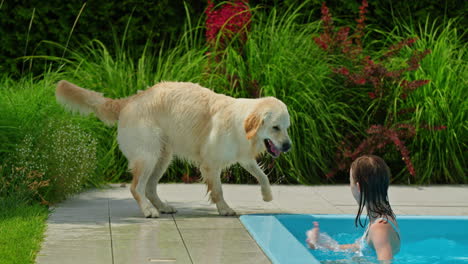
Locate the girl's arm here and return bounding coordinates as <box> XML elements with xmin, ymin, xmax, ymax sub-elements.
<box><xmin>338</xmin><ymin>243</ymin><xmax>360</xmax><ymax>251</ymax></box>
<box><xmin>369</xmin><ymin>223</ymin><xmax>394</xmax><ymax>260</ymax></box>
<box><xmin>306</xmin><ymin>222</ymin><xmax>360</xmax><ymax>252</ymax></box>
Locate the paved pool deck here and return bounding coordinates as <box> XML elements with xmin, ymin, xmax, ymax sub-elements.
<box><xmin>36</xmin><ymin>184</ymin><xmax>468</xmax><ymax>264</ymax></box>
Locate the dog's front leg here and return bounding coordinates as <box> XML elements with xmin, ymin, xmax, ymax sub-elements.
<box><xmin>241</xmin><ymin>161</ymin><xmax>273</xmax><ymax>202</ymax></box>
<box><xmin>200</xmin><ymin>166</ymin><xmax>236</xmax><ymax>216</ymax></box>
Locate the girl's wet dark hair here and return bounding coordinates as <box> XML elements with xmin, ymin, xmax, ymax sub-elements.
<box><xmin>350</xmin><ymin>155</ymin><xmax>395</xmax><ymax>227</ymax></box>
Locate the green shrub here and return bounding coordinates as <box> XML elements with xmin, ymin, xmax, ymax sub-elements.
<box><xmin>1</xmin><ymin>119</ymin><xmax>98</xmax><ymax>203</ymax></box>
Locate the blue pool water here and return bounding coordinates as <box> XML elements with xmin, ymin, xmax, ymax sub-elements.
<box><xmin>240</xmin><ymin>214</ymin><xmax>468</xmax><ymax>264</ymax></box>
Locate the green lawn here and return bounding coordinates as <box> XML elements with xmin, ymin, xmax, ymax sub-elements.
<box><xmin>0</xmin><ymin>198</ymin><xmax>49</xmax><ymax>264</ymax></box>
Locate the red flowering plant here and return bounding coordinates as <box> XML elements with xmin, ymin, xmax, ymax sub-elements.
<box><xmin>316</xmin><ymin>0</ymin><xmax>445</xmax><ymax>180</ymax></box>
<box><xmin>205</xmin><ymin>0</ymin><xmax>251</xmax><ymax>49</ymax></box>
<box><xmin>205</xmin><ymin>1</ymin><xmax>260</xmax><ymax>97</ymax></box>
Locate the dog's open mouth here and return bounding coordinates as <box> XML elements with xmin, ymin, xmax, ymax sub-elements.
<box><xmin>264</xmin><ymin>139</ymin><xmax>281</xmax><ymax>158</ymax></box>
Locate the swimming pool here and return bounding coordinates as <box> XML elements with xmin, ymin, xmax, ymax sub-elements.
<box><xmin>240</xmin><ymin>214</ymin><xmax>468</xmax><ymax>264</ymax></box>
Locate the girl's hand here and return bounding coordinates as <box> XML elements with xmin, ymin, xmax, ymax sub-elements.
<box><xmin>306</xmin><ymin>222</ymin><xmax>346</xmax><ymax>251</ymax></box>
<box><xmin>306</xmin><ymin>221</ymin><xmax>320</xmax><ymax>249</ymax></box>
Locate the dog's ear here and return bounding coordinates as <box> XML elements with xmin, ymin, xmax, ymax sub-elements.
<box><xmin>244</xmin><ymin>112</ymin><xmax>263</xmax><ymax>140</ymax></box>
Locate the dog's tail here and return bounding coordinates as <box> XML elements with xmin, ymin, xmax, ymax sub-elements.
<box><xmin>56</xmin><ymin>80</ymin><xmax>128</xmax><ymax>126</ymax></box>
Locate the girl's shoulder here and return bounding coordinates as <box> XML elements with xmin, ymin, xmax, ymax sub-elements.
<box><xmin>373</xmin><ymin>218</ymin><xmax>398</xmax><ymax>227</ymax></box>
<box><xmin>368</xmin><ymin>218</ymin><xmax>401</xmax><ymax>254</ymax></box>
<box><xmin>370</xmin><ymin>220</ymin><xmax>392</xmax><ymax>232</ymax></box>
<box><xmin>369</xmin><ymin>218</ymin><xmax>399</xmax><ymax>234</ymax></box>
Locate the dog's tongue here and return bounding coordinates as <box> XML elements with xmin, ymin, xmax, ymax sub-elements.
<box><xmin>268</xmin><ymin>139</ymin><xmax>280</xmax><ymax>156</ymax></box>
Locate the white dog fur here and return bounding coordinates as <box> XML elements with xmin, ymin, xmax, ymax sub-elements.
<box><xmin>56</xmin><ymin>80</ymin><xmax>291</xmax><ymax>217</ymax></box>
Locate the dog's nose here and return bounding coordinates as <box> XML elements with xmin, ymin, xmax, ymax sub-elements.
<box><xmin>282</xmin><ymin>142</ymin><xmax>291</xmax><ymax>152</ymax></box>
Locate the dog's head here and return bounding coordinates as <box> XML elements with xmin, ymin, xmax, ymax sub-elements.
<box><xmin>244</xmin><ymin>97</ymin><xmax>292</xmax><ymax>158</ymax></box>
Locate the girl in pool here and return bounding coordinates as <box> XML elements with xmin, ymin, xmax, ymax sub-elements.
<box><xmin>306</xmin><ymin>155</ymin><xmax>400</xmax><ymax>261</ymax></box>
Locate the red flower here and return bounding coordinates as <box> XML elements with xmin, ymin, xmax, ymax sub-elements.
<box><xmin>384</xmin><ymin>37</ymin><xmax>418</xmax><ymax>57</ymax></box>
<box><xmin>205</xmin><ymin>0</ymin><xmax>251</xmax><ymax>46</ymax></box>
<box><xmin>407</xmin><ymin>50</ymin><xmax>431</xmax><ymax>71</ymax></box>
<box><xmin>354</xmin><ymin>0</ymin><xmax>368</xmax><ymax>48</ymax></box>
<box><xmin>333</xmin><ymin>67</ymin><xmax>350</xmax><ymax>76</ymax></box>
<box><xmin>421</xmin><ymin>124</ymin><xmax>447</xmax><ymax>131</ymax></box>
<box><xmin>350</xmin><ymin>75</ymin><xmax>366</xmax><ymax>85</ymax></box>
<box><xmin>400</xmin><ymin>80</ymin><xmax>430</xmax><ymax>92</ymax></box>
<box><xmin>320</xmin><ymin>2</ymin><xmax>333</xmax><ymax>33</ymax></box>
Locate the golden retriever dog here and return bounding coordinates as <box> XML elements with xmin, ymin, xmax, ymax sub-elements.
<box><xmin>56</xmin><ymin>80</ymin><xmax>291</xmax><ymax>217</ymax></box>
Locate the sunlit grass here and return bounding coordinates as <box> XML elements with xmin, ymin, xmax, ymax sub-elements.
<box><xmin>0</xmin><ymin>198</ymin><xmax>48</xmax><ymax>264</ymax></box>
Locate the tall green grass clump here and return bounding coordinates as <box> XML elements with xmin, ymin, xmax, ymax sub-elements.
<box><xmin>392</xmin><ymin>18</ymin><xmax>467</xmax><ymax>183</ymax></box>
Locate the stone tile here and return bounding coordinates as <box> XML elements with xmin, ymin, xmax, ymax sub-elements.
<box><xmin>394</xmin><ymin>206</ymin><xmax>468</xmax><ymax>215</ymax></box>
<box><xmin>221</xmin><ymin>184</ymin><xmax>267</xmax><ymax>202</ymax></box>
<box><xmin>283</xmin><ymin>207</ymin><xmax>343</xmax><ymax>214</ymax></box>
<box><xmin>389</xmin><ymin>186</ymin><xmax>468</xmax><ymax>206</ymax></box>
<box><xmin>175</xmin><ymin>217</ymin><xmax>243</xmax><ymax>229</ymax></box>
<box><xmin>275</xmin><ymin>199</ymin><xmax>339</xmax><ymax>212</ymax></box>
<box><xmin>111</xmin><ymin>221</ymin><xmax>180</xmax><ymax>241</ymax></box>
<box><xmin>313</xmin><ymin>185</ymin><xmax>356</xmax><ymax>206</ymax></box>
<box><xmin>43</xmin><ymin>224</ymin><xmax>110</xmax><ymax>240</ymax></box>
<box><xmin>149</xmin><ymin>184</ymin><xmax>208</xmax><ymax>202</ymax></box>
<box><xmin>184</xmin><ymin>231</ymin><xmax>269</xmax><ymax>264</ymax></box>
<box><xmin>181</xmin><ymin>228</ymin><xmax>252</xmax><ymax>241</ymax></box>
<box><xmin>272</xmin><ymin>187</ymin><xmax>340</xmax><ymax>214</ymax></box>
<box><xmin>231</xmin><ymin>201</ymin><xmax>283</xmax><ymax>215</ymax></box>
<box><xmin>113</xmin><ymin>239</ymin><xmax>191</xmax><ymax>264</ymax></box>
<box><xmin>190</xmin><ymin>251</ymin><xmax>270</xmax><ymax>264</ymax></box>
<box><xmin>36</xmin><ymin>239</ymin><xmax>112</xmax><ymax>264</ymax></box>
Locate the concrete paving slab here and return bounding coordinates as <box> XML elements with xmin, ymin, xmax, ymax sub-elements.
<box><xmin>183</xmin><ymin>228</ymin><xmax>270</xmax><ymax>264</ymax></box>
<box><xmin>395</xmin><ymin>206</ymin><xmax>468</xmax><ymax>215</ymax></box>
<box><xmin>389</xmin><ymin>185</ymin><xmax>468</xmax><ymax>206</ymax></box>
<box><xmin>313</xmin><ymin>185</ymin><xmax>356</xmax><ymax>206</ymax></box>
<box><xmin>187</xmin><ymin>245</ymin><xmax>271</xmax><ymax>264</ymax></box>
<box><xmin>112</xmin><ymin>239</ymin><xmax>191</xmax><ymax>264</ymax></box>
<box><xmin>174</xmin><ymin>217</ymin><xmax>243</xmax><ymax>229</ymax></box>
<box><xmin>110</xmin><ymin>221</ymin><xmax>180</xmax><ymax>241</ymax></box>
<box><xmin>36</xmin><ymin>239</ymin><xmax>112</xmax><ymax>264</ymax></box>
<box><xmin>188</xmin><ymin>252</ymin><xmax>271</xmax><ymax>264</ymax></box>
<box><xmin>42</xmin><ymin>224</ymin><xmax>110</xmax><ymax>240</ymax></box>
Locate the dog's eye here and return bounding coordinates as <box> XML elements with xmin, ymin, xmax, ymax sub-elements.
<box><xmin>272</xmin><ymin>126</ymin><xmax>280</xmax><ymax>131</ymax></box>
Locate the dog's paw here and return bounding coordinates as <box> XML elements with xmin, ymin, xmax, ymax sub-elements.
<box><xmin>218</xmin><ymin>207</ymin><xmax>237</xmax><ymax>216</ymax></box>
<box><xmin>159</xmin><ymin>204</ymin><xmax>177</xmax><ymax>214</ymax></box>
<box><xmin>263</xmin><ymin>194</ymin><xmax>273</xmax><ymax>202</ymax></box>
<box><xmin>262</xmin><ymin>189</ymin><xmax>273</xmax><ymax>202</ymax></box>
<box><xmin>142</xmin><ymin>205</ymin><xmax>160</xmax><ymax>218</ymax></box>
